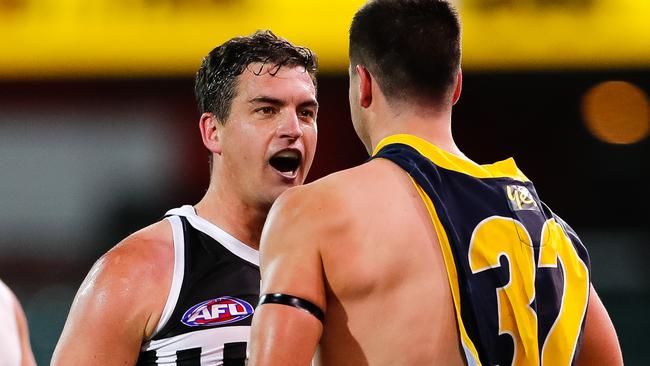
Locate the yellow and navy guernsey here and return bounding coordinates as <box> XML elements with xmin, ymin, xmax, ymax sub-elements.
<box><xmin>372</xmin><ymin>134</ymin><xmax>591</xmax><ymax>366</ymax></box>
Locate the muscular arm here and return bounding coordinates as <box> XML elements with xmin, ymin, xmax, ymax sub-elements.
<box><xmin>577</xmin><ymin>285</ymin><xmax>623</xmax><ymax>366</ymax></box>
<box><xmin>249</xmin><ymin>187</ymin><xmax>329</xmax><ymax>366</ymax></box>
<box><xmin>52</xmin><ymin>223</ymin><xmax>172</xmax><ymax>365</ymax></box>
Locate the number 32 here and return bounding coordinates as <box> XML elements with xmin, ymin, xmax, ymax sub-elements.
<box><xmin>468</xmin><ymin>217</ymin><xmax>589</xmax><ymax>366</ymax></box>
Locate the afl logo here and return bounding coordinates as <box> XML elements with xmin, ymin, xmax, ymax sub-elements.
<box><xmin>181</xmin><ymin>297</ymin><xmax>254</xmax><ymax>327</ymax></box>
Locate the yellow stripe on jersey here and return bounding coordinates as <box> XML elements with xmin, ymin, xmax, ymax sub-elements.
<box><xmin>410</xmin><ymin>179</ymin><xmax>483</xmax><ymax>366</ymax></box>
<box><xmin>373</xmin><ymin>134</ymin><xmax>530</xmax><ymax>182</ymax></box>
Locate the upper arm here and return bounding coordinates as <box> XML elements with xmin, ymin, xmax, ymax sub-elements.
<box><xmin>52</xmin><ymin>234</ymin><xmax>172</xmax><ymax>365</ymax></box>
<box><xmin>12</xmin><ymin>294</ymin><xmax>36</xmax><ymax>366</ymax></box>
<box><xmin>249</xmin><ymin>187</ymin><xmax>332</xmax><ymax>366</ymax></box>
<box><xmin>577</xmin><ymin>285</ymin><xmax>623</xmax><ymax>366</ymax></box>
<box><xmin>259</xmin><ymin>189</ymin><xmax>327</xmax><ymax>309</ymax></box>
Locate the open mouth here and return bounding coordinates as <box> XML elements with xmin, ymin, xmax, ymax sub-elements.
<box><xmin>269</xmin><ymin>149</ymin><xmax>302</xmax><ymax>178</ymax></box>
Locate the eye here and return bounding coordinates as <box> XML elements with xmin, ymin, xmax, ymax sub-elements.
<box><xmin>298</xmin><ymin>109</ymin><xmax>316</xmax><ymax>120</ymax></box>
<box><xmin>256</xmin><ymin>106</ymin><xmax>276</xmax><ymax>116</ymax></box>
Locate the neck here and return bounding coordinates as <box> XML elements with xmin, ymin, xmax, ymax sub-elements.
<box><xmin>193</xmin><ymin>174</ymin><xmax>267</xmax><ymax>250</ymax></box>
<box><xmin>368</xmin><ymin>103</ymin><xmax>465</xmax><ymax>157</ymax></box>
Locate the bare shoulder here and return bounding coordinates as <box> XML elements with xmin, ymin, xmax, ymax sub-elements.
<box><xmin>74</xmin><ymin>219</ymin><xmax>174</xmax><ymax>333</ymax></box>
<box><xmin>256</xmin><ymin>163</ymin><xmax>375</xmax><ymax>312</ymax></box>
<box><xmin>274</xmin><ymin>158</ymin><xmax>406</xmax><ymax>220</ymax></box>
<box><xmin>105</xmin><ymin>219</ymin><xmax>173</xmax><ymax>268</ymax></box>
<box><xmin>259</xmin><ymin>164</ymin><xmax>373</xmax><ymax>268</ymax></box>
<box><xmin>276</xmin><ymin>160</ymin><xmax>391</xmax><ymax>210</ymax></box>
<box><xmin>52</xmin><ymin>219</ymin><xmax>176</xmax><ymax>364</ymax></box>
<box><xmin>266</xmin><ymin>163</ymin><xmax>374</xmax><ymax>233</ymax></box>
<box><xmin>94</xmin><ymin>219</ymin><xmax>173</xmax><ymax>285</ymax></box>
<box><xmin>263</xmin><ymin>159</ymin><xmax>403</xmax><ymax>253</ymax></box>
<box><xmin>258</xmin><ymin>159</ymin><xmax>415</xmax><ymax>303</ymax></box>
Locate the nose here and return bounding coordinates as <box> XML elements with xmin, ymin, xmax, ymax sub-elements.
<box><xmin>276</xmin><ymin>112</ymin><xmax>303</xmax><ymax>140</ymax></box>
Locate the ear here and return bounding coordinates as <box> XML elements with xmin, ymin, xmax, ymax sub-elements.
<box><xmin>356</xmin><ymin>65</ymin><xmax>373</xmax><ymax>108</ymax></box>
<box><xmin>199</xmin><ymin>113</ymin><xmax>222</xmax><ymax>155</ymax></box>
<box><xmin>452</xmin><ymin>69</ymin><xmax>462</xmax><ymax>105</ymax></box>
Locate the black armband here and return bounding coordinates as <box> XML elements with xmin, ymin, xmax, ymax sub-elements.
<box><xmin>258</xmin><ymin>293</ymin><xmax>325</xmax><ymax>323</ymax></box>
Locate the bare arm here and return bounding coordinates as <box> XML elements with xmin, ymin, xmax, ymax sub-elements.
<box><xmin>576</xmin><ymin>285</ymin><xmax>623</xmax><ymax>366</ymax></box>
<box><xmin>249</xmin><ymin>188</ymin><xmax>329</xmax><ymax>366</ymax></box>
<box><xmin>10</xmin><ymin>289</ymin><xmax>36</xmax><ymax>366</ymax></box>
<box><xmin>52</xmin><ymin>224</ymin><xmax>172</xmax><ymax>365</ymax></box>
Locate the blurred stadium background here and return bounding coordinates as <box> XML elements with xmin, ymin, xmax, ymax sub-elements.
<box><xmin>1</xmin><ymin>0</ymin><xmax>648</xmax><ymax>364</ymax></box>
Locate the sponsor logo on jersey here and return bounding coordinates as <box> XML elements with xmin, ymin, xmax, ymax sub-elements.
<box><xmin>181</xmin><ymin>297</ymin><xmax>254</xmax><ymax>327</ymax></box>
<box><xmin>506</xmin><ymin>184</ymin><xmax>540</xmax><ymax>211</ymax></box>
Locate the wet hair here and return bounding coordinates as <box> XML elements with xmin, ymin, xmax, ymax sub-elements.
<box><xmin>349</xmin><ymin>0</ymin><xmax>461</xmax><ymax>106</ymax></box>
<box><xmin>195</xmin><ymin>30</ymin><xmax>318</xmax><ymax>123</ymax></box>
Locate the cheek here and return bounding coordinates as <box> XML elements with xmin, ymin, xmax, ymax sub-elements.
<box><xmin>232</xmin><ymin>123</ymin><xmax>267</xmax><ymax>156</ymax></box>
<box><xmin>303</xmin><ymin>125</ymin><xmax>318</xmax><ymax>160</ymax></box>
<box><xmin>222</xmin><ymin>131</ymin><xmax>258</xmax><ymax>169</ymax></box>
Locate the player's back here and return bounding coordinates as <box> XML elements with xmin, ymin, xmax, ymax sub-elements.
<box><xmin>353</xmin><ymin>134</ymin><xmax>590</xmax><ymax>366</ymax></box>
<box><xmin>314</xmin><ymin>157</ymin><xmax>466</xmax><ymax>366</ymax></box>
<box><xmin>311</xmin><ymin>133</ymin><xmax>591</xmax><ymax>366</ymax></box>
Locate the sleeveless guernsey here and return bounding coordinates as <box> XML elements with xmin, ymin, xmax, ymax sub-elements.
<box><xmin>137</xmin><ymin>205</ymin><xmax>260</xmax><ymax>366</ymax></box>
<box><xmin>372</xmin><ymin>134</ymin><xmax>591</xmax><ymax>366</ymax></box>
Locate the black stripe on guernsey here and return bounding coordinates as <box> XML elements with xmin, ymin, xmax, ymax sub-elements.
<box><xmin>223</xmin><ymin>342</ymin><xmax>247</xmax><ymax>366</ymax></box>
<box><xmin>176</xmin><ymin>347</ymin><xmax>201</xmax><ymax>366</ymax></box>
<box><xmin>258</xmin><ymin>293</ymin><xmax>324</xmax><ymax>322</ymax></box>
<box><xmin>136</xmin><ymin>350</ymin><xmax>158</xmax><ymax>365</ymax></box>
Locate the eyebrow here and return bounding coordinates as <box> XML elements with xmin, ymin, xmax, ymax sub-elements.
<box><xmin>248</xmin><ymin>96</ymin><xmax>319</xmax><ymax>109</ymax></box>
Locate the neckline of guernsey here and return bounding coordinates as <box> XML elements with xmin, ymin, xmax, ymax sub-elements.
<box><xmin>372</xmin><ymin>134</ymin><xmax>529</xmax><ymax>182</ymax></box>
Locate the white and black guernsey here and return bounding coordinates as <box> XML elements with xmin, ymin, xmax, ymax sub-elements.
<box><xmin>137</xmin><ymin>205</ymin><xmax>260</xmax><ymax>366</ymax></box>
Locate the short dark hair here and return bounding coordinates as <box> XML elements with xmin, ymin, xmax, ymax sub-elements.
<box><xmin>349</xmin><ymin>0</ymin><xmax>461</xmax><ymax>106</ymax></box>
<box><xmin>195</xmin><ymin>30</ymin><xmax>317</xmax><ymax>123</ymax></box>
